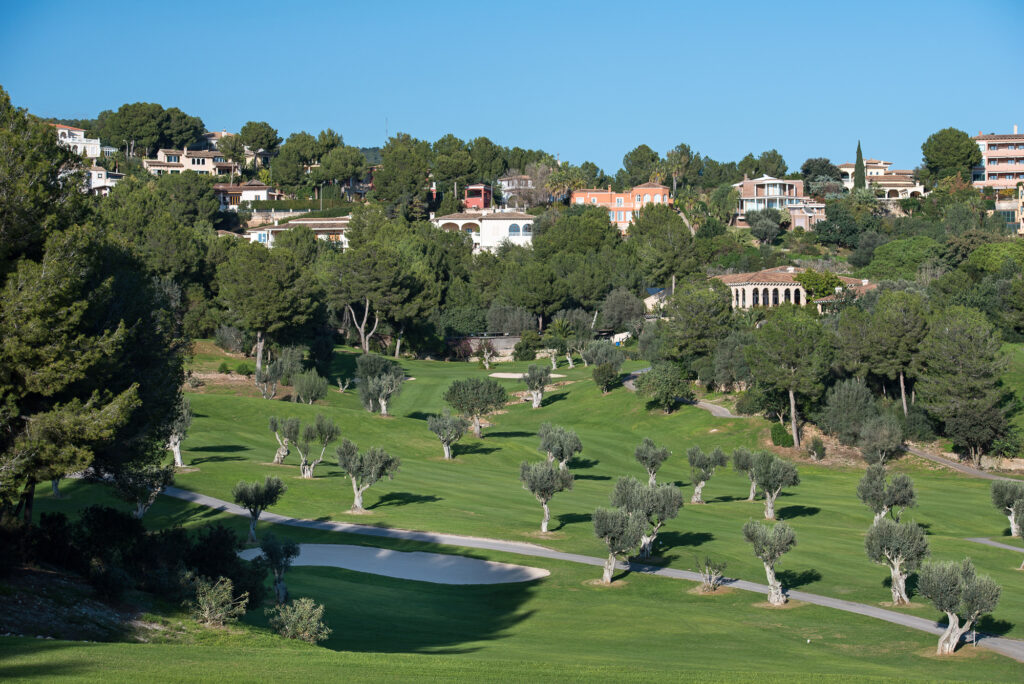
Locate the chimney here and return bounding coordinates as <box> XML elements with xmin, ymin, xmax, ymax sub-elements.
<box><xmin>1015</xmin><ymin>124</ymin><xmax>1019</xmax><ymax>135</ymax></box>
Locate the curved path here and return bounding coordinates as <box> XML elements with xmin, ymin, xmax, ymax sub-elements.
<box><xmin>623</xmin><ymin>369</ymin><xmax>740</xmax><ymax>419</ymax></box>
<box><xmin>163</xmin><ymin>486</ymin><xmax>1024</xmax><ymax>662</ymax></box>
<box><xmin>904</xmin><ymin>445</ymin><xmax>1016</xmax><ymax>482</ymax></box>
<box><xmin>238</xmin><ymin>543</ymin><xmax>548</xmax><ymax>584</ymax></box>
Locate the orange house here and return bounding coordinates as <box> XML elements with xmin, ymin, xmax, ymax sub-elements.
<box><xmin>570</xmin><ymin>182</ymin><xmax>671</xmax><ymax>232</ymax></box>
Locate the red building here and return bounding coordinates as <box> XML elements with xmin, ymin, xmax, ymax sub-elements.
<box><xmin>464</xmin><ymin>183</ymin><xmax>492</xmax><ymax>210</ymax></box>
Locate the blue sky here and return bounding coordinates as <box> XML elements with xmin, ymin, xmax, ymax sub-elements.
<box><xmin>2</xmin><ymin>0</ymin><xmax>1021</xmax><ymax>174</ymax></box>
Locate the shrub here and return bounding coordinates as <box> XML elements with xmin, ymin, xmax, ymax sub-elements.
<box><xmin>87</xmin><ymin>557</ymin><xmax>131</xmax><ymax>601</ymax></box>
<box><xmin>188</xmin><ymin>575</ymin><xmax>249</xmax><ymax>626</ymax></box>
<box><xmin>187</xmin><ymin>523</ymin><xmax>268</xmax><ymax>606</ymax></box>
<box><xmin>634</xmin><ymin>362</ymin><xmax>692</xmax><ymax>412</ymax></box>
<box><xmin>806</xmin><ymin>436</ymin><xmax>826</xmax><ymax>461</ymax></box>
<box><xmin>581</xmin><ymin>340</ymin><xmax>625</xmax><ymax>370</ymax></box>
<box><xmin>695</xmin><ymin>555</ymin><xmax>727</xmax><ymax>593</ymax></box>
<box><xmin>293</xmin><ymin>369</ymin><xmax>328</xmax><ymax>404</ymax></box>
<box><xmin>818</xmin><ymin>378</ymin><xmax>877</xmax><ymax>445</ymax></box>
<box><xmin>214</xmin><ymin>325</ymin><xmax>245</xmax><ymax>353</ymax></box>
<box><xmin>276</xmin><ymin>346</ymin><xmax>306</xmax><ymax>385</ymax></box>
<box><xmin>592</xmin><ymin>364</ymin><xmax>619</xmax><ymax>394</ymax></box>
<box><xmin>903</xmin><ymin>405</ymin><xmax>937</xmax><ymax>441</ymax></box>
<box><xmin>217</xmin><ymin>361</ymin><xmax>231</xmax><ymax>374</ymax></box>
<box><xmin>236</xmin><ymin>362</ymin><xmax>253</xmax><ymax>377</ymax></box>
<box><xmin>513</xmin><ymin>330</ymin><xmax>542</xmax><ymax>361</ymax></box>
<box><xmin>266</xmin><ymin>597</ymin><xmax>332</xmax><ymax>643</ymax></box>
<box><xmin>771</xmin><ymin>422</ymin><xmax>794</xmax><ymax>448</ymax></box>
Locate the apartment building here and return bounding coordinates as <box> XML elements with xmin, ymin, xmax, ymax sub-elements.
<box><xmin>972</xmin><ymin>126</ymin><xmax>1024</xmax><ymax>190</ymax></box>
<box><xmin>570</xmin><ymin>182</ymin><xmax>671</xmax><ymax>232</ymax></box>
<box><xmin>143</xmin><ymin>148</ymin><xmax>239</xmax><ymax>176</ymax></box>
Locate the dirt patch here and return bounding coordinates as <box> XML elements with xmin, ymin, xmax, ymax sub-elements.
<box><xmin>686</xmin><ymin>585</ymin><xmax>736</xmax><ymax>596</ymax></box>
<box><xmin>523</xmin><ymin>530</ymin><xmax>567</xmax><ymax>540</ymax></box>
<box><xmin>174</xmin><ymin>467</ymin><xmax>200</xmax><ymax>474</ymax></box>
<box><xmin>917</xmin><ymin>645</ymin><xmax>986</xmax><ymax>660</ymax></box>
<box><xmin>752</xmin><ymin>599</ymin><xmax>805</xmax><ymax>609</ymax></box>
<box><xmin>193</xmin><ymin>340</ymin><xmax>245</xmax><ymax>358</ymax></box>
<box><xmin>490</xmin><ymin>372</ymin><xmax>566</xmax><ymax>379</ymax></box>
<box><xmin>583</xmin><ymin>579</ymin><xmax>628</xmax><ymax>588</ymax></box>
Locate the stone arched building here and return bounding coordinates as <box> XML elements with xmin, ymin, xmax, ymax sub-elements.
<box><xmin>714</xmin><ymin>266</ymin><xmax>876</xmax><ymax>313</ymax></box>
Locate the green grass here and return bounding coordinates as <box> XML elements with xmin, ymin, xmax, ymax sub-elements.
<box><xmin>18</xmin><ymin>343</ymin><xmax>1024</xmax><ymax>679</ymax></box>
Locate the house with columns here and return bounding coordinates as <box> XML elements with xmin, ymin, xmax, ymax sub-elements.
<box><xmin>714</xmin><ymin>266</ymin><xmax>876</xmax><ymax>313</ymax></box>
<box><xmin>431</xmin><ymin>211</ymin><xmax>534</xmax><ymax>252</ymax></box>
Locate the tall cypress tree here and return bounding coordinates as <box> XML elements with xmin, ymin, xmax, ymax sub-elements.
<box><xmin>854</xmin><ymin>141</ymin><xmax>866</xmax><ymax>190</ymax></box>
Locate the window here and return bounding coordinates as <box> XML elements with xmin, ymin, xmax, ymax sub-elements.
<box><xmin>229</xmin><ymin>194</ymin><xmax>240</xmax><ymax>206</ymax></box>
<box><xmin>192</xmin><ymin>157</ymin><xmax>205</xmax><ymax>165</ymax></box>
<box><xmin>508</xmin><ymin>224</ymin><xmax>520</xmax><ymax>235</ymax></box>
<box><xmin>644</xmin><ymin>193</ymin><xmax>651</xmax><ymax>202</ymax></box>
<box><xmin>257</xmin><ymin>232</ymin><xmax>267</xmax><ymax>243</ymax></box>
<box><xmin>653</xmin><ymin>194</ymin><xmax>661</xmax><ymax>203</ymax></box>
<box><xmin>617</xmin><ymin>211</ymin><xmax>624</xmax><ymax>221</ymax></box>
<box><xmin>521</xmin><ymin>224</ymin><xmax>532</xmax><ymax>235</ymax></box>
<box><xmin>214</xmin><ymin>156</ymin><xmax>225</xmax><ymax>162</ymax></box>
<box><xmin>625</xmin><ymin>211</ymin><xmax>631</xmax><ymax>221</ymax></box>
<box><xmin>167</xmin><ymin>155</ymin><xmax>179</xmax><ymax>162</ymax></box>
<box><xmin>616</xmin><ymin>197</ymin><xmax>623</xmax><ymax>206</ymax></box>
<box><xmin>591</xmin><ymin>198</ymin><xmax>597</xmax><ymax>204</ymax></box>
<box><xmin>990</xmin><ymin>144</ymin><xmax>998</xmax><ymax>150</ymax></box>
<box><xmin>575</xmin><ymin>197</ymin><xmax>584</xmax><ymax>204</ymax></box>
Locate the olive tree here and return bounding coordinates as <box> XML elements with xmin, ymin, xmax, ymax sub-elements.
<box><xmin>865</xmin><ymin>519</ymin><xmax>929</xmax><ymax>606</ymax></box>
<box><xmin>742</xmin><ymin>520</ymin><xmax>797</xmax><ymax>605</ymax></box>
<box><xmin>1013</xmin><ymin>500</ymin><xmax>1024</xmax><ymax>570</ymax></box>
<box><xmin>427</xmin><ymin>410</ymin><xmax>469</xmax><ymax>460</ymax></box>
<box><xmin>356</xmin><ymin>354</ymin><xmax>405</xmax><ymax>415</ymax></box>
<box><xmin>111</xmin><ymin>463</ymin><xmax>175</xmax><ymax>519</ymax></box>
<box><xmin>296</xmin><ymin>414</ymin><xmax>340</xmax><ymax>479</ymax></box>
<box><xmin>538</xmin><ymin>423</ymin><xmax>582</xmax><ymax>471</ymax></box>
<box><xmin>593</xmin><ymin>507</ymin><xmax>646</xmax><ymax>584</ymax></box>
<box><xmin>917</xmin><ymin>559</ymin><xmax>1000</xmax><ymax>655</ymax></box>
<box><xmin>260</xmin><ymin>534</ymin><xmax>300</xmax><ymax>604</ymax></box>
<box><xmin>635</xmin><ymin>437</ymin><xmax>670</xmax><ymax>486</ymax></box>
<box><xmin>991</xmin><ymin>480</ymin><xmax>1024</xmax><ymax>537</ymax></box>
<box><xmin>519</xmin><ymin>461</ymin><xmax>574</xmax><ymax>532</ymax></box>
<box><xmin>857</xmin><ymin>464</ymin><xmax>917</xmax><ymax>523</ymax></box>
<box><xmin>168</xmin><ymin>396</ymin><xmax>192</xmax><ymax>467</ymax></box>
<box><xmin>336</xmin><ymin>439</ymin><xmax>400</xmax><ymax>512</ymax></box>
<box><xmin>443</xmin><ymin>378</ymin><xmax>508</xmax><ymax>438</ymax></box>
<box><xmin>232</xmin><ymin>476</ymin><xmax>287</xmax><ymax>542</ymax></box>
<box><xmin>293</xmin><ymin>369</ymin><xmax>328</xmax><ymax>405</ymax></box>
<box><xmin>732</xmin><ymin>447</ymin><xmax>757</xmax><ymax>502</ymax></box>
<box><xmin>255</xmin><ymin>360</ymin><xmax>284</xmax><ymax>400</ymax></box>
<box><xmin>687</xmin><ymin>446</ymin><xmax>728</xmax><ymax>504</ymax></box>
<box><xmin>269</xmin><ymin>416</ymin><xmax>298</xmax><ymax>464</ymax></box>
<box><xmin>859</xmin><ymin>414</ymin><xmax>904</xmax><ymax>465</ymax></box>
<box><xmin>522</xmin><ymin>365</ymin><xmax>551</xmax><ymax>409</ymax></box>
<box><xmin>751</xmin><ymin>452</ymin><xmax>800</xmax><ymax>520</ymax></box>
<box><xmin>611</xmin><ymin>476</ymin><xmax>682</xmax><ymax>558</ymax></box>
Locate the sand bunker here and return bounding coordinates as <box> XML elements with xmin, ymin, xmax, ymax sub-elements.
<box><xmin>239</xmin><ymin>544</ymin><xmax>549</xmax><ymax>585</ymax></box>
<box><xmin>489</xmin><ymin>372</ymin><xmax>566</xmax><ymax>379</ymax></box>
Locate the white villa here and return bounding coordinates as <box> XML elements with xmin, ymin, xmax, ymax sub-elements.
<box><xmin>246</xmin><ymin>216</ymin><xmax>351</xmax><ymax>249</ymax></box>
<box><xmin>714</xmin><ymin>266</ymin><xmax>877</xmax><ymax>313</ymax></box>
<box><xmin>431</xmin><ymin>211</ymin><xmax>534</xmax><ymax>252</ymax></box>
<box><xmin>87</xmin><ymin>166</ymin><xmax>123</xmax><ymax>196</ymax></box>
<box><xmin>50</xmin><ymin>123</ymin><xmax>115</xmax><ymax>159</ymax></box>
<box><xmin>213</xmin><ymin>179</ymin><xmax>284</xmax><ymax>211</ymax></box>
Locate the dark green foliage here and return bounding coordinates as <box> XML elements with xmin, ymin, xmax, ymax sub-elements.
<box><xmin>805</xmin><ymin>436</ymin><xmax>826</xmax><ymax>461</ymax></box>
<box><xmin>747</xmin><ymin>209</ymin><xmax>783</xmax><ymax>245</ymax></box>
<box><xmin>215</xmin><ymin>325</ymin><xmax>246</xmax><ymax>353</ymax></box>
<box><xmin>801</xmin><ymin>157</ymin><xmax>842</xmax><ymax>181</ymax></box>
<box><xmin>513</xmin><ymin>330</ymin><xmax>541</xmax><ymax>361</ymax></box>
<box><xmin>236</xmin><ymin>362</ymin><xmax>253</xmax><ymax>376</ymax></box>
<box><xmin>854</xmin><ymin>141</ymin><xmax>865</xmax><ymax>190</ymax></box>
<box><xmin>859</xmin><ymin>414</ymin><xmax>905</xmax><ymax>465</ymax></box>
<box><xmin>232</xmin><ymin>476</ymin><xmax>287</xmax><ymax>542</ymax></box>
<box><xmin>260</xmin><ymin>534</ymin><xmax>300</xmax><ymax>604</ymax></box>
<box><xmin>592</xmin><ymin>364</ymin><xmax>619</xmax><ymax>394</ymax></box>
<box><xmin>818</xmin><ymin>379</ymin><xmax>878</xmax><ymax>445</ymax></box>
<box><xmin>217</xmin><ymin>361</ymin><xmax>231</xmax><ymax>374</ymax></box>
<box><xmin>917</xmin><ymin>558</ymin><xmax>1000</xmax><ymax>654</ymax></box>
<box><xmin>519</xmin><ymin>461</ymin><xmax>574</xmax><ymax>532</ymax></box>
<box><xmin>658</xmin><ymin>280</ymin><xmax>733</xmax><ymax>364</ymax></box>
<box><xmin>865</xmin><ymin>519</ymin><xmax>929</xmax><ymax>604</ymax></box>
<box><xmin>770</xmin><ymin>423</ymin><xmax>794</xmax><ymax>447</ymax></box>
<box><xmin>601</xmin><ymin>288</ymin><xmax>645</xmax><ymax>332</ymax></box>
<box><xmin>611</xmin><ymin>476</ymin><xmax>682</xmax><ymax>557</ymax></box>
<box><xmin>920</xmin><ymin>128</ymin><xmax>984</xmax><ymax>185</ymax></box>
<box><xmin>356</xmin><ymin>355</ymin><xmax>405</xmax><ymax>414</ymax></box>
<box><xmin>427</xmin><ymin>410</ymin><xmax>469</xmax><ymax>459</ymax></box>
<box><xmin>188</xmin><ymin>575</ymin><xmax>249</xmax><ymax>626</ymax></box>
<box><xmin>487</xmin><ymin>303</ymin><xmax>535</xmax><ymax>334</ymax></box>
<box><xmin>537</xmin><ymin>423</ymin><xmax>583</xmax><ymax>469</ymax></box>
<box><xmin>634</xmin><ymin>362</ymin><xmax>693</xmax><ymax>412</ymax></box>
<box><xmin>582</xmin><ymin>340</ymin><xmax>625</xmax><ymax>370</ymax></box>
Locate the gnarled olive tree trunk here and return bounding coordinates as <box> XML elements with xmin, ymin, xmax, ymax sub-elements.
<box><xmin>747</xmin><ymin>478</ymin><xmax>757</xmax><ymax>502</ymax></box>
<box><xmin>691</xmin><ymin>480</ymin><xmax>707</xmax><ymax>504</ymax></box>
<box><xmin>442</xmin><ymin>442</ymin><xmax>453</xmax><ymax>460</ymax></box>
<box><xmin>936</xmin><ymin>613</ymin><xmax>973</xmax><ymax>655</ymax></box>
<box><xmin>887</xmin><ymin>556</ymin><xmax>909</xmax><ymax>605</ymax></box>
<box><xmin>602</xmin><ymin>553</ymin><xmax>617</xmax><ymax>584</ymax></box>
<box><xmin>764</xmin><ymin>563</ymin><xmax>785</xmax><ymax>605</ymax></box>
<box><xmin>169</xmin><ymin>435</ymin><xmax>184</xmax><ymax>467</ymax></box>
<box><xmin>541</xmin><ymin>501</ymin><xmax>550</xmax><ymax>533</ymax></box>
<box><xmin>530</xmin><ymin>390</ymin><xmax>543</xmax><ymax>409</ymax></box>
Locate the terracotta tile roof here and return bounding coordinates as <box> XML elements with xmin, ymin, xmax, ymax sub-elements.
<box><xmin>481</xmin><ymin>211</ymin><xmax>534</xmax><ymax>220</ymax></box>
<box><xmin>713</xmin><ymin>266</ymin><xmax>871</xmax><ymax>289</ymax></box>
<box><xmin>50</xmin><ymin>123</ymin><xmax>85</xmax><ymax>131</ymax></box>
<box><xmin>974</xmin><ymin>133</ymin><xmax>1024</xmax><ymax>140</ymax></box>
<box><xmin>436</xmin><ymin>212</ymin><xmax>484</xmax><ymax>220</ymax></box>
<box><xmin>631</xmin><ymin>182</ymin><xmax>670</xmax><ymax>190</ymax></box>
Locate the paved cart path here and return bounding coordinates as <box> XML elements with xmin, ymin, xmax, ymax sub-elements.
<box><xmin>163</xmin><ymin>486</ymin><xmax>1024</xmax><ymax>662</ymax></box>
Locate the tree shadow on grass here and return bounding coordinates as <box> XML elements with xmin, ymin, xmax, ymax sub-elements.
<box><xmin>778</xmin><ymin>568</ymin><xmax>822</xmax><ymax>590</ymax></box>
<box><xmin>189</xmin><ymin>455</ymin><xmax>248</xmax><ymax>465</ymax></box>
<box><xmin>455</xmin><ymin>443</ymin><xmax>500</xmax><ymax>457</ymax></box>
<box><xmin>406</xmin><ymin>411</ymin><xmax>433</xmax><ymax>421</ymax></box>
<box><xmin>976</xmin><ymin>614</ymin><xmax>1015</xmax><ymax>638</ymax></box>
<box><xmin>486</xmin><ymin>431</ymin><xmax>534</xmax><ymax>439</ymax></box>
<box><xmin>367</xmin><ymin>492</ymin><xmax>442</xmax><ymax>510</ymax></box>
<box><xmin>554</xmin><ymin>512</ymin><xmax>592</xmax><ymax>530</ymax></box>
<box><xmin>190</xmin><ymin>445</ymin><xmax>251</xmax><ymax>452</ymax></box>
<box><xmin>541</xmin><ymin>392</ymin><xmax>568</xmax><ymax>407</ymax></box>
<box><xmin>568</xmin><ymin>457</ymin><xmax>599</xmax><ymax>470</ymax></box>
<box><xmin>573</xmin><ymin>474</ymin><xmax>611</xmax><ymax>481</ymax></box>
<box><xmin>710</xmin><ymin>494</ymin><xmax>744</xmax><ymax>503</ymax></box>
<box><xmin>657</xmin><ymin>531</ymin><xmax>714</xmax><ymax>552</ymax></box>
<box><xmin>777</xmin><ymin>505</ymin><xmax>820</xmax><ymax>519</ymax></box>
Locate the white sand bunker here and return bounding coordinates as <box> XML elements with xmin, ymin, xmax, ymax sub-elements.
<box><xmin>489</xmin><ymin>372</ymin><xmax>565</xmax><ymax>379</ymax></box>
<box><xmin>239</xmin><ymin>544</ymin><xmax>549</xmax><ymax>585</ymax></box>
